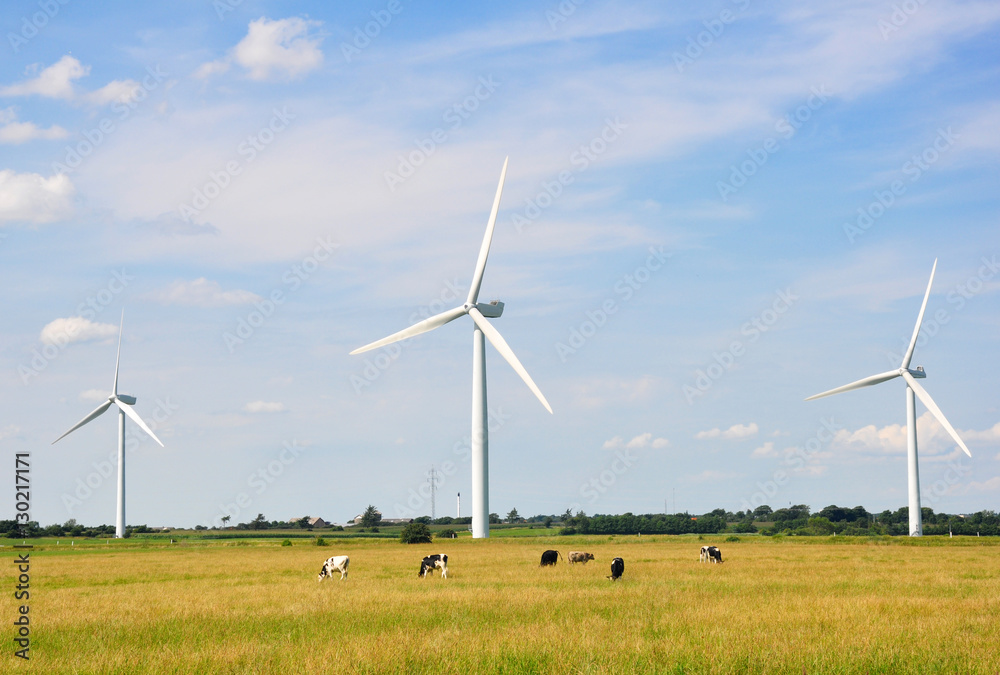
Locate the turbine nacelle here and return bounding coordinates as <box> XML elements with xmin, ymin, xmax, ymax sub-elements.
<box><xmin>476</xmin><ymin>300</ymin><xmax>504</xmax><ymax>318</ymax></box>
<box><xmin>117</xmin><ymin>394</ymin><xmax>137</xmax><ymax>405</ymax></box>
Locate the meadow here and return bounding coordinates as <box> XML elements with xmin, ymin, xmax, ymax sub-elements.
<box><xmin>4</xmin><ymin>534</ymin><xmax>999</xmax><ymax>674</ymax></box>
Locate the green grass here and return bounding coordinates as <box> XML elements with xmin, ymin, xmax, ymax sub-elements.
<box><xmin>4</xmin><ymin>535</ymin><xmax>999</xmax><ymax>673</ymax></box>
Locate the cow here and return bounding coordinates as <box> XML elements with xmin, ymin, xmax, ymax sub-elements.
<box><xmin>419</xmin><ymin>553</ymin><xmax>448</xmax><ymax>578</ymax></box>
<box><xmin>568</xmin><ymin>551</ymin><xmax>595</xmax><ymax>565</ymax></box>
<box><xmin>318</xmin><ymin>555</ymin><xmax>349</xmax><ymax>582</ymax></box>
<box><xmin>608</xmin><ymin>557</ymin><xmax>624</xmax><ymax>581</ymax></box>
<box><xmin>539</xmin><ymin>550</ymin><xmax>562</xmax><ymax>566</ymax></box>
<box><xmin>700</xmin><ymin>546</ymin><xmax>723</xmax><ymax>563</ymax></box>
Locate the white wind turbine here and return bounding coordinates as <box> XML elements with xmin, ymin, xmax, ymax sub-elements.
<box><xmin>351</xmin><ymin>157</ymin><xmax>552</xmax><ymax>538</ymax></box>
<box><xmin>806</xmin><ymin>259</ymin><xmax>971</xmax><ymax>536</ymax></box>
<box><xmin>53</xmin><ymin>312</ymin><xmax>164</xmax><ymax>538</ymax></box>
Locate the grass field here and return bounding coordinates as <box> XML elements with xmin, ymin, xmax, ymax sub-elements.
<box><xmin>4</xmin><ymin>534</ymin><xmax>1000</xmax><ymax>673</ymax></box>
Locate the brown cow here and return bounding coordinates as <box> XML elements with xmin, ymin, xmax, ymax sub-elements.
<box><xmin>568</xmin><ymin>551</ymin><xmax>595</xmax><ymax>564</ymax></box>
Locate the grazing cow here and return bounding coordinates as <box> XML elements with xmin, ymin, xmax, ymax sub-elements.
<box><xmin>608</xmin><ymin>557</ymin><xmax>625</xmax><ymax>581</ymax></box>
<box><xmin>700</xmin><ymin>546</ymin><xmax>723</xmax><ymax>563</ymax></box>
<box><xmin>419</xmin><ymin>553</ymin><xmax>448</xmax><ymax>578</ymax></box>
<box><xmin>318</xmin><ymin>555</ymin><xmax>349</xmax><ymax>582</ymax></box>
<box><xmin>568</xmin><ymin>551</ymin><xmax>595</xmax><ymax>565</ymax></box>
<box><xmin>539</xmin><ymin>550</ymin><xmax>562</xmax><ymax>566</ymax></box>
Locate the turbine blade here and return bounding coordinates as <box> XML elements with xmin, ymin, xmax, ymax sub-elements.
<box><xmin>350</xmin><ymin>305</ymin><xmax>467</xmax><ymax>355</ymax></box>
<box><xmin>901</xmin><ymin>259</ymin><xmax>937</xmax><ymax>369</ymax></box>
<box><xmin>52</xmin><ymin>400</ymin><xmax>113</xmax><ymax>444</ymax></box>
<box><xmin>468</xmin><ymin>306</ymin><xmax>552</xmax><ymax>414</ymax></box>
<box><xmin>805</xmin><ymin>369</ymin><xmax>901</xmax><ymax>401</ymax></box>
<box><xmin>113</xmin><ymin>309</ymin><xmax>124</xmax><ymax>396</ymax></box>
<box><xmin>114</xmin><ymin>398</ymin><xmax>165</xmax><ymax>447</ymax></box>
<box><xmin>901</xmin><ymin>371</ymin><xmax>972</xmax><ymax>457</ymax></box>
<box><xmin>466</xmin><ymin>157</ymin><xmax>509</xmax><ymax>306</ymax></box>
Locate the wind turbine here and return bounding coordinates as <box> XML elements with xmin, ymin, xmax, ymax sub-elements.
<box><xmin>53</xmin><ymin>312</ymin><xmax>164</xmax><ymax>538</ymax></box>
<box><xmin>806</xmin><ymin>259</ymin><xmax>971</xmax><ymax>536</ymax></box>
<box><xmin>351</xmin><ymin>157</ymin><xmax>552</xmax><ymax>538</ymax></box>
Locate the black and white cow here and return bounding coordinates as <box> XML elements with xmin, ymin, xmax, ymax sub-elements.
<box><xmin>419</xmin><ymin>553</ymin><xmax>448</xmax><ymax>578</ymax></box>
<box><xmin>539</xmin><ymin>550</ymin><xmax>562</xmax><ymax>566</ymax></box>
<box><xmin>318</xmin><ymin>555</ymin><xmax>349</xmax><ymax>581</ymax></box>
<box><xmin>608</xmin><ymin>557</ymin><xmax>625</xmax><ymax>581</ymax></box>
<box><xmin>700</xmin><ymin>546</ymin><xmax>723</xmax><ymax>563</ymax></box>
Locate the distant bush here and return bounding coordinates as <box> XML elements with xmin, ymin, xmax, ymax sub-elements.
<box><xmin>725</xmin><ymin>535</ymin><xmax>741</xmax><ymax>543</ymax></box>
<box><xmin>315</xmin><ymin>537</ymin><xmax>328</xmax><ymax>546</ymax></box>
<box><xmin>400</xmin><ymin>523</ymin><xmax>432</xmax><ymax>544</ymax></box>
<box><xmin>437</xmin><ymin>529</ymin><xmax>457</xmax><ymax>539</ymax></box>
<box><xmin>558</xmin><ymin>527</ymin><xmax>576</xmax><ymax>536</ymax></box>
<box><xmin>281</xmin><ymin>539</ymin><xmax>292</xmax><ymax>547</ymax></box>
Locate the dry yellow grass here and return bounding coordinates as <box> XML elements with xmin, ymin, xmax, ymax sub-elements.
<box><xmin>4</xmin><ymin>536</ymin><xmax>999</xmax><ymax>673</ymax></box>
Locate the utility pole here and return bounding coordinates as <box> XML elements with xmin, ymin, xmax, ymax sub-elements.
<box><xmin>457</xmin><ymin>492</ymin><xmax>461</xmax><ymax>519</ymax></box>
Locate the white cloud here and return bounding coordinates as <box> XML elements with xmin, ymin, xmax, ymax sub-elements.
<box><xmin>198</xmin><ymin>17</ymin><xmax>324</xmax><ymax>82</ymax></box>
<box><xmin>696</xmin><ymin>422</ymin><xmax>759</xmax><ymax>440</ymax></box>
<box><xmin>0</xmin><ymin>425</ymin><xmax>19</xmax><ymax>441</ymax></box>
<box><xmin>79</xmin><ymin>389</ymin><xmax>108</xmax><ymax>402</ymax></box>
<box><xmin>85</xmin><ymin>79</ymin><xmax>143</xmax><ymax>106</ymax></box>
<box><xmin>40</xmin><ymin>317</ymin><xmax>117</xmax><ymax>346</ymax></box>
<box><xmin>148</xmin><ymin>278</ymin><xmax>260</xmax><ymax>307</ymax></box>
<box><xmin>965</xmin><ymin>476</ymin><xmax>1000</xmax><ymax>493</ymax></box>
<box><xmin>0</xmin><ymin>55</ymin><xmax>88</xmax><ymax>99</ymax></box>
<box><xmin>0</xmin><ymin>169</ymin><xmax>75</xmax><ymax>224</ymax></box>
<box><xmin>751</xmin><ymin>441</ymin><xmax>778</xmax><ymax>458</ymax></box>
<box><xmin>829</xmin><ymin>412</ymin><xmax>995</xmax><ymax>457</ymax></box>
<box><xmin>0</xmin><ymin>108</ymin><xmax>68</xmax><ymax>144</ymax></box>
<box><xmin>244</xmin><ymin>401</ymin><xmax>286</xmax><ymax>413</ymax></box>
<box><xmin>603</xmin><ymin>432</ymin><xmax>669</xmax><ymax>450</ymax></box>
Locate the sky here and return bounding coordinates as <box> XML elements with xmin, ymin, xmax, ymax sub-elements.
<box><xmin>1</xmin><ymin>0</ymin><xmax>998</xmax><ymax>529</ymax></box>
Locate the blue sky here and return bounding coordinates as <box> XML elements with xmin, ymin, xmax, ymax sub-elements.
<box><xmin>2</xmin><ymin>0</ymin><xmax>998</xmax><ymax>528</ymax></box>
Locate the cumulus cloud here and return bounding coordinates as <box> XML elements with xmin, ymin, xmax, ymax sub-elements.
<box><xmin>149</xmin><ymin>278</ymin><xmax>260</xmax><ymax>307</ymax></box>
<box><xmin>751</xmin><ymin>441</ymin><xmax>778</xmax><ymax>458</ymax></box>
<box><xmin>696</xmin><ymin>422</ymin><xmax>759</xmax><ymax>440</ymax></box>
<box><xmin>80</xmin><ymin>389</ymin><xmax>109</xmax><ymax>402</ymax></box>
<box><xmin>0</xmin><ymin>55</ymin><xmax>88</xmax><ymax>99</ymax></box>
<box><xmin>0</xmin><ymin>169</ymin><xmax>75</xmax><ymax>224</ymax></box>
<box><xmin>85</xmin><ymin>79</ymin><xmax>144</xmax><ymax>106</ymax></box>
<box><xmin>197</xmin><ymin>17</ymin><xmax>324</xmax><ymax>82</ymax></box>
<box><xmin>0</xmin><ymin>108</ymin><xmax>68</xmax><ymax>144</ymax></box>
<box><xmin>829</xmin><ymin>412</ymin><xmax>994</xmax><ymax>457</ymax></box>
<box><xmin>964</xmin><ymin>476</ymin><xmax>1000</xmax><ymax>493</ymax></box>
<box><xmin>40</xmin><ymin>317</ymin><xmax>117</xmax><ymax>346</ymax></box>
<box><xmin>244</xmin><ymin>401</ymin><xmax>286</xmax><ymax>413</ymax></box>
<box><xmin>603</xmin><ymin>433</ymin><xmax>669</xmax><ymax>450</ymax></box>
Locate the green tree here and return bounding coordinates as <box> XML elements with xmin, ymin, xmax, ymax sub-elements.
<box><xmin>752</xmin><ymin>505</ymin><xmax>773</xmax><ymax>520</ymax></box>
<box><xmin>489</xmin><ymin>513</ymin><xmax>501</xmax><ymax>524</ymax></box>
<box><xmin>543</xmin><ymin>516</ymin><xmax>553</xmax><ymax>529</ymax></box>
<box><xmin>400</xmin><ymin>522</ymin><xmax>432</xmax><ymax>544</ymax></box>
<box><xmin>297</xmin><ymin>516</ymin><xmax>311</xmax><ymax>529</ymax></box>
<box><xmin>506</xmin><ymin>508</ymin><xmax>520</xmax><ymax>524</ymax></box>
<box><xmin>360</xmin><ymin>505</ymin><xmax>382</xmax><ymax>528</ymax></box>
<box><xmin>221</xmin><ymin>515</ymin><xmax>231</xmax><ymax>527</ymax></box>
<box><xmin>251</xmin><ymin>513</ymin><xmax>267</xmax><ymax>530</ymax></box>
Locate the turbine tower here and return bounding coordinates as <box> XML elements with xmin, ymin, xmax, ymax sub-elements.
<box><xmin>806</xmin><ymin>259</ymin><xmax>971</xmax><ymax>536</ymax></box>
<box><xmin>53</xmin><ymin>312</ymin><xmax>164</xmax><ymax>538</ymax></box>
<box><xmin>351</xmin><ymin>157</ymin><xmax>552</xmax><ymax>538</ymax></box>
